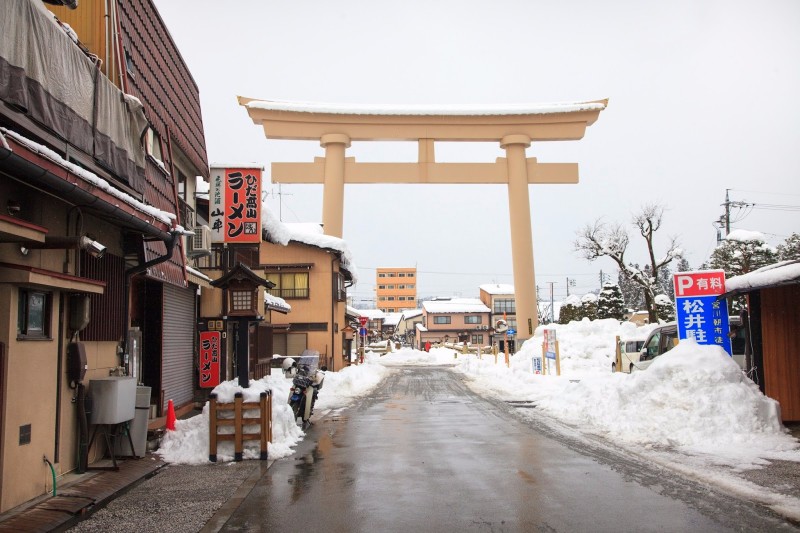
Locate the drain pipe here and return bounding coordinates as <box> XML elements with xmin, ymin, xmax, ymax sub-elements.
<box><xmin>43</xmin><ymin>456</ymin><xmax>56</xmax><ymax>496</ymax></box>
<box><xmin>122</xmin><ymin>231</ymin><xmax>180</xmax><ymax>376</ymax></box>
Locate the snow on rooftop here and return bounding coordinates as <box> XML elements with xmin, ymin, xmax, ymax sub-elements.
<box><xmin>423</xmin><ymin>298</ymin><xmax>491</xmax><ymax>314</ymax></box>
<box><xmin>360</xmin><ymin>309</ymin><xmax>386</xmax><ymax>320</ymax></box>
<box><xmin>480</xmin><ymin>284</ymin><xmax>515</xmax><ymax>295</ymax></box>
<box><xmin>400</xmin><ymin>309</ymin><xmax>423</xmax><ymax>320</ymax></box>
<box><xmin>726</xmin><ymin>260</ymin><xmax>800</xmax><ymax>293</ymax></box>
<box><xmin>246</xmin><ymin>99</ymin><xmax>606</xmax><ymax>117</ymax></box>
<box><xmin>383</xmin><ymin>312</ymin><xmax>403</xmax><ymax>327</ymax></box>
<box><xmin>726</xmin><ymin>229</ymin><xmax>767</xmax><ymax>243</ymax></box>
<box><xmin>1</xmin><ymin>127</ymin><xmax>176</xmax><ymax>225</ymax></box>
<box><xmin>264</xmin><ymin>292</ymin><xmax>291</xmax><ymax>313</ymax></box>
<box><xmin>262</xmin><ymin>208</ymin><xmax>358</xmax><ymax>282</ymax></box>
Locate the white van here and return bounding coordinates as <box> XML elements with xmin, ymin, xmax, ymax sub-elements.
<box><xmin>612</xmin><ymin>337</ymin><xmax>647</xmax><ymax>373</ymax></box>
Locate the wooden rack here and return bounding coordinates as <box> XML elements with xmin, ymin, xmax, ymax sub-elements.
<box><xmin>208</xmin><ymin>391</ymin><xmax>272</xmax><ymax>462</ymax></box>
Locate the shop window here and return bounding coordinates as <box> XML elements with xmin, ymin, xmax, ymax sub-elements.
<box><xmin>17</xmin><ymin>289</ymin><xmax>52</xmax><ymax>339</ymax></box>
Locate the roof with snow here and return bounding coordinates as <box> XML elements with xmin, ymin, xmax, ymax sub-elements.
<box><xmin>382</xmin><ymin>312</ymin><xmax>403</xmax><ymax>327</ymax></box>
<box><xmin>725</xmin><ymin>229</ymin><xmax>767</xmax><ymax>243</ymax></box>
<box><xmin>422</xmin><ymin>298</ymin><xmax>491</xmax><ymax>314</ymax></box>
<box><xmin>261</xmin><ymin>208</ymin><xmax>358</xmax><ymax>282</ymax></box>
<box><xmin>479</xmin><ymin>284</ymin><xmax>515</xmax><ymax>295</ymax></box>
<box><xmin>400</xmin><ymin>309</ymin><xmax>423</xmax><ymax>320</ymax></box>
<box><xmin>359</xmin><ymin>309</ymin><xmax>386</xmax><ymax>320</ymax></box>
<box><xmin>264</xmin><ymin>293</ymin><xmax>291</xmax><ymax>314</ymax></box>
<box><xmin>723</xmin><ymin>260</ymin><xmax>800</xmax><ymax>296</ymax></box>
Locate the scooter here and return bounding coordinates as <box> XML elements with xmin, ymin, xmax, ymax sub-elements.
<box><xmin>288</xmin><ymin>365</ymin><xmax>326</xmax><ymax>428</ymax></box>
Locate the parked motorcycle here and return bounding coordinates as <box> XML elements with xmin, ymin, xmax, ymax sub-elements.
<box><xmin>283</xmin><ymin>358</ymin><xmax>325</xmax><ymax>428</ymax></box>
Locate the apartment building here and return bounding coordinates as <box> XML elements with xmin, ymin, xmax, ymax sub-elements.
<box><xmin>376</xmin><ymin>267</ymin><xmax>417</xmax><ymax>313</ymax></box>
<box><xmin>479</xmin><ymin>284</ymin><xmax>518</xmax><ymax>353</ymax></box>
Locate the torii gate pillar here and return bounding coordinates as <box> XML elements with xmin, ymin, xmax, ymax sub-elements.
<box><xmin>320</xmin><ymin>133</ymin><xmax>350</xmax><ymax>238</ymax></box>
<box><xmin>501</xmin><ymin>135</ymin><xmax>537</xmax><ymax>339</ymax></box>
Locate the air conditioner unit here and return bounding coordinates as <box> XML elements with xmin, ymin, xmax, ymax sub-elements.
<box><xmin>482</xmin><ymin>325</ymin><xmax>489</xmax><ymax>330</ymax></box>
<box><xmin>189</xmin><ymin>225</ymin><xmax>212</xmax><ymax>257</ymax></box>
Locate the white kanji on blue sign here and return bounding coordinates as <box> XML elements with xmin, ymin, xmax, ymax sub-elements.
<box><xmin>675</xmin><ymin>295</ymin><xmax>732</xmax><ymax>354</ymax></box>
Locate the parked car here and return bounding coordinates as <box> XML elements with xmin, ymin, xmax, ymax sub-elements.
<box><xmin>630</xmin><ymin>317</ymin><xmax>746</xmax><ymax>372</ymax></box>
<box><xmin>611</xmin><ymin>337</ymin><xmax>647</xmax><ymax>373</ymax></box>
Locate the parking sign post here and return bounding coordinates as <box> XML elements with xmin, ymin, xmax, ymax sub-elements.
<box><xmin>673</xmin><ymin>270</ymin><xmax>732</xmax><ymax>355</ymax></box>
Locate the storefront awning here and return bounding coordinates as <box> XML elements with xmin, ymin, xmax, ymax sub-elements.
<box><xmin>0</xmin><ymin>262</ymin><xmax>105</xmax><ymax>294</ymax></box>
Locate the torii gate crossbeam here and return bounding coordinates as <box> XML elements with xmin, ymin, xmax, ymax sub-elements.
<box><xmin>239</xmin><ymin>98</ymin><xmax>607</xmax><ymax>341</ymax></box>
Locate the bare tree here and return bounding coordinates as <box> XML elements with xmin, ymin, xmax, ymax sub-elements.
<box><xmin>574</xmin><ymin>204</ymin><xmax>682</xmax><ymax>323</ymax></box>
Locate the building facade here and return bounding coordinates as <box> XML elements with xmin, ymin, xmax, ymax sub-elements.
<box><xmin>0</xmin><ymin>0</ymin><xmax>208</xmax><ymax>511</ymax></box>
<box><xmin>417</xmin><ymin>298</ymin><xmax>491</xmax><ymax>349</ymax></box>
<box><xmin>376</xmin><ymin>267</ymin><xmax>417</xmax><ymax>313</ymax></box>
<box><xmin>479</xmin><ymin>284</ymin><xmax>517</xmax><ymax>353</ymax></box>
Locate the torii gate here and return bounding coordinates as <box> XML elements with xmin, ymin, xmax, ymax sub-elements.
<box><xmin>239</xmin><ymin>98</ymin><xmax>607</xmax><ymax>341</ymax></box>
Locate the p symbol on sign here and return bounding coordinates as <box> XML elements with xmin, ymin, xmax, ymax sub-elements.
<box><xmin>675</xmin><ymin>275</ymin><xmax>694</xmax><ymax>297</ymax></box>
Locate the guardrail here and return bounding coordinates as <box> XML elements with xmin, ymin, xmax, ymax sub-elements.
<box><xmin>208</xmin><ymin>391</ymin><xmax>272</xmax><ymax>462</ymax></box>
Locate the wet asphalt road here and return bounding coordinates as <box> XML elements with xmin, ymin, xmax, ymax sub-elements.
<box><xmin>220</xmin><ymin>366</ymin><xmax>796</xmax><ymax>532</ymax></box>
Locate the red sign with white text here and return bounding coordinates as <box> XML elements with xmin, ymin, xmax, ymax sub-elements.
<box><xmin>199</xmin><ymin>331</ymin><xmax>221</xmax><ymax>388</ymax></box>
<box><xmin>673</xmin><ymin>270</ymin><xmax>726</xmax><ymax>297</ymax></box>
<box><xmin>209</xmin><ymin>168</ymin><xmax>261</xmax><ymax>243</ymax></box>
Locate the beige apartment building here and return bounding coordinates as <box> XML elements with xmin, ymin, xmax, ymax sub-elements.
<box><xmin>376</xmin><ymin>267</ymin><xmax>417</xmax><ymax>313</ymax></box>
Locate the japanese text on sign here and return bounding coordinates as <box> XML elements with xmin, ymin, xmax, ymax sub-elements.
<box><xmin>199</xmin><ymin>331</ymin><xmax>221</xmax><ymax>388</ymax></box>
<box><xmin>209</xmin><ymin>168</ymin><xmax>262</xmax><ymax>243</ymax></box>
<box><xmin>673</xmin><ymin>270</ymin><xmax>732</xmax><ymax>355</ymax></box>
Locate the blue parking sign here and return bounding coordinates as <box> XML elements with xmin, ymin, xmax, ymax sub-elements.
<box><xmin>673</xmin><ymin>271</ymin><xmax>732</xmax><ymax>355</ymax></box>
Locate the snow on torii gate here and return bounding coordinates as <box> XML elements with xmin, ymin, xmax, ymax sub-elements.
<box><xmin>239</xmin><ymin>97</ymin><xmax>607</xmax><ymax>341</ymax></box>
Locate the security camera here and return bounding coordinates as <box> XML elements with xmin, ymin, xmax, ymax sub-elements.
<box><xmin>86</xmin><ymin>239</ymin><xmax>106</xmax><ymax>259</ymax></box>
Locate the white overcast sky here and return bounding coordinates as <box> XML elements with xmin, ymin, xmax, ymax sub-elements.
<box><xmin>153</xmin><ymin>0</ymin><xmax>800</xmax><ymax>305</ymax></box>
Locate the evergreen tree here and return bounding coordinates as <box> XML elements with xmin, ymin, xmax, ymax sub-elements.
<box><xmin>597</xmin><ymin>283</ymin><xmax>625</xmax><ymax>320</ymax></box>
<box><xmin>702</xmin><ymin>230</ymin><xmax>778</xmax><ymax>276</ymax></box>
<box><xmin>676</xmin><ymin>256</ymin><xmax>691</xmax><ymax>273</ymax></box>
<box><xmin>579</xmin><ymin>293</ymin><xmax>598</xmax><ymax>320</ymax></box>
<box><xmin>618</xmin><ymin>264</ymin><xmax>645</xmax><ymax>311</ymax></box>
<box><xmin>777</xmin><ymin>233</ymin><xmax>800</xmax><ymax>261</ymax></box>
<box><xmin>655</xmin><ymin>294</ymin><xmax>675</xmax><ymax>322</ymax></box>
<box><xmin>558</xmin><ymin>295</ymin><xmax>581</xmax><ymax>324</ymax></box>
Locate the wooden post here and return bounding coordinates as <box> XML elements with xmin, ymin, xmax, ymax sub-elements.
<box><xmin>259</xmin><ymin>392</ymin><xmax>268</xmax><ymax>460</ymax></box>
<box><xmin>555</xmin><ymin>340</ymin><xmax>561</xmax><ymax>376</ymax></box>
<box><xmin>209</xmin><ymin>393</ymin><xmax>218</xmax><ymax>462</ymax></box>
<box><xmin>541</xmin><ymin>342</ymin><xmax>546</xmax><ymax>375</ymax></box>
<box><xmin>267</xmin><ymin>391</ymin><xmax>273</xmax><ymax>445</ymax></box>
<box><xmin>504</xmin><ymin>332</ymin><xmax>510</xmax><ymax>367</ymax></box>
<box><xmin>614</xmin><ymin>335</ymin><xmax>621</xmax><ymax>372</ymax></box>
<box><xmin>234</xmin><ymin>392</ymin><xmax>243</xmax><ymax>461</ymax></box>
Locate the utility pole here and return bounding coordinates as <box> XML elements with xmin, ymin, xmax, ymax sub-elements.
<box><xmin>566</xmin><ymin>277</ymin><xmax>575</xmax><ymax>296</ymax></box>
<box><xmin>724</xmin><ymin>189</ymin><xmax>731</xmax><ymax>236</ymax></box>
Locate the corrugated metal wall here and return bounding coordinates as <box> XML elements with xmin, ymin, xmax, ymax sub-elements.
<box><xmin>161</xmin><ymin>283</ymin><xmax>195</xmax><ymax>411</ymax></box>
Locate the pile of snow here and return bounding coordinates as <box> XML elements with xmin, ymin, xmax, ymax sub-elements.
<box><xmin>157</xmin><ymin>362</ymin><xmax>390</xmax><ymax>464</ymax></box>
<box><xmin>512</xmin><ymin>319</ymin><xmax>656</xmax><ymax>377</ymax></box>
<box><xmin>379</xmin><ymin>346</ymin><xmax>461</xmax><ymax>366</ymax></box>
<box><xmin>457</xmin><ymin>337</ymin><xmax>799</xmax><ymax>466</ymax></box>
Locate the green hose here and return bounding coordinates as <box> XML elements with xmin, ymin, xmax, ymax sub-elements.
<box><xmin>43</xmin><ymin>456</ymin><xmax>56</xmax><ymax>496</ymax></box>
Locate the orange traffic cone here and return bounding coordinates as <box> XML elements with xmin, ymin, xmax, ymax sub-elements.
<box><xmin>166</xmin><ymin>399</ymin><xmax>176</xmax><ymax>431</ymax></box>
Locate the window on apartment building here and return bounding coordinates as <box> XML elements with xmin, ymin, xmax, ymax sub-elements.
<box><xmin>471</xmin><ymin>334</ymin><xmax>484</xmax><ymax>344</ymax></box>
<box><xmin>494</xmin><ymin>298</ymin><xmax>515</xmax><ymax>314</ymax></box>
<box><xmin>378</xmin><ymin>285</ymin><xmax>386</xmax><ymax>289</ymax></box>
<box><xmin>387</xmin><ymin>285</ymin><xmax>395</xmax><ymax>289</ymax></box>
<box><xmin>398</xmin><ymin>273</ymin><xmax>406</xmax><ymax>277</ymax></box>
<box><xmin>388</xmin><ymin>296</ymin><xmax>395</xmax><ymax>301</ymax></box>
<box><xmin>265</xmin><ymin>272</ymin><xmax>309</xmax><ymax>299</ymax></box>
<box><xmin>464</xmin><ymin>315</ymin><xmax>481</xmax><ymax>324</ymax></box>
<box><xmin>379</xmin><ymin>296</ymin><xmax>386</xmax><ymax>301</ymax></box>
<box><xmin>408</xmin><ymin>284</ymin><xmax>415</xmax><ymax>289</ymax></box>
<box><xmin>334</xmin><ymin>272</ymin><xmax>346</xmax><ymax>302</ymax></box>
<box><xmin>408</xmin><ymin>273</ymin><xmax>415</xmax><ymax>278</ymax></box>
<box><xmin>17</xmin><ymin>289</ymin><xmax>52</xmax><ymax>339</ymax></box>
<box><xmin>433</xmin><ymin>316</ymin><xmax>451</xmax><ymax>325</ymax></box>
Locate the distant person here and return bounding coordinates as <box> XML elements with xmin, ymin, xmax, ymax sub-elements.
<box><xmin>424</xmin><ymin>341</ymin><xmax>431</xmax><ymax>352</ymax></box>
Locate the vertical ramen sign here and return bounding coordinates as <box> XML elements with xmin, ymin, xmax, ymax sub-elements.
<box><xmin>209</xmin><ymin>168</ymin><xmax>262</xmax><ymax>243</ymax></box>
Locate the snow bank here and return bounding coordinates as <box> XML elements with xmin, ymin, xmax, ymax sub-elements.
<box><xmin>157</xmin><ymin>362</ymin><xmax>391</xmax><ymax>464</ymax></box>
<box><xmin>378</xmin><ymin>346</ymin><xmax>461</xmax><ymax>366</ymax></box>
<box><xmin>458</xmin><ymin>337</ymin><xmax>799</xmax><ymax>467</ymax></box>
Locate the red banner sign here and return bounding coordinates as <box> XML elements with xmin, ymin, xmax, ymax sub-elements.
<box><xmin>209</xmin><ymin>168</ymin><xmax>262</xmax><ymax>243</ymax></box>
<box><xmin>673</xmin><ymin>270</ymin><xmax>726</xmax><ymax>297</ymax></box>
<box><xmin>199</xmin><ymin>331</ymin><xmax>221</xmax><ymax>388</ymax></box>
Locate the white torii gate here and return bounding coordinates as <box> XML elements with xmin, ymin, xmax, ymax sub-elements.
<box><xmin>239</xmin><ymin>98</ymin><xmax>607</xmax><ymax>341</ymax></box>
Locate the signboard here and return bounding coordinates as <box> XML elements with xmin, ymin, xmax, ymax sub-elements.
<box><xmin>673</xmin><ymin>270</ymin><xmax>731</xmax><ymax>354</ymax></box>
<box><xmin>209</xmin><ymin>168</ymin><xmax>262</xmax><ymax>243</ymax></box>
<box><xmin>359</xmin><ymin>316</ymin><xmax>368</xmax><ymax>327</ymax></box>
<box><xmin>199</xmin><ymin>331</ymin><xmax>221</xmax><ymax>388</ymax></box>
<box><xmin>543</xmin><ymin>329</ymin><xmax>557</xmax><ymax>360</ymax></box>
<box><xmin>359</xmin><ymin>327</ymin><xmax>367</xmax><ymax>337</ymax></box>
<box><xmin>507</xmin><ymin>328</ymin><xmax>516</xmax><ymax>336</ymax></box>
<box><xmin>532</xmin><ymin>355</ymin><xmax>543</xmax><ymax>374</ymax></box>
